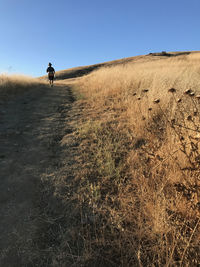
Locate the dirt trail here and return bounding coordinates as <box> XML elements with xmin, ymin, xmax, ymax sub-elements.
<box><xmin>0</xmin><ymin>83</ymin><xmax>79</xmax><ymax>266</ymax></box>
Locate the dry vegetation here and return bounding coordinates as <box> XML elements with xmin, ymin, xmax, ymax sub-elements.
<box><xmin>0</xmin><ymin>74</ymin><xmax>45</xmax><ymax>99</ymax></box>
<box><xmin>64</xmin><ymin>53</ymin><xmax>200</xmax><ymax>266</ymax></box>
<box><xmin>1</xmin><ymin>54</ymin><xmax>199</xmax><ymax>266</ymax></box>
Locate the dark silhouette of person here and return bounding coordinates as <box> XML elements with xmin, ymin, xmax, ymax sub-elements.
<box><xmin>46</xmin><ymin>63</ymin><xmax>55</xmax><ymax>87</ymax></box>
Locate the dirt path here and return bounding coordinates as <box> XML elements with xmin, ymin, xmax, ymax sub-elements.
<box><xmin>0</xmin><ymin>83</ymin><xmax>79</xmax><ymax>266</ymax></box>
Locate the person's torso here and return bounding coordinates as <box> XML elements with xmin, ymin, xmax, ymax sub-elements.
<box><xmin>47</xmin><ymin>67</ymin><xmax>55</xmax><ymax>73</ymax></box>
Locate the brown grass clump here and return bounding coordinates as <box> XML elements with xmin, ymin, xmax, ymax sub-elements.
<box><xmin>63</xmin><ymin>52</ymin><xmax>200</xmax><ymax>266</ymax></box>
<box><xmin>0</xmin><ymin>74</ymin><xmax>45</xmax><ymax>99</ymax></box>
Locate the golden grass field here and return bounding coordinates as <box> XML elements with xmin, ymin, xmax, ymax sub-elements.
<box><xmin>0</xmin><ymin>74</ymin><xmax>45</xmax><ymax>99</ymax></box>
<box><xmin>68</xmin><ymin>52</ymin><xmax>200</xmax><ymax>266</ymax></box>
<box><xmin>0</xmin><ymin>52</ymin><xmax>199</xmax><ymax>266</ymax></box>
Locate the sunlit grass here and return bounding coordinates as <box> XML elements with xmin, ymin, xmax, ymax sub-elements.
<box><xmin>0</xmin><ymin>74</ymin><xmax>45</xmax><ymax>99</ymax></box>
<box><xmin>71</xmin><ymin>52</ymin><xmax>200</xmax><ymax>266</ymax></box>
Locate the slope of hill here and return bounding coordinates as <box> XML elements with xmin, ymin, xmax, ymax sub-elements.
<box><xmin>1</xmin><ymin>51</ymin><xmax>200</xmax><ymax>266</ymax></box>
<box><xmin>50</xmin><ymin>50</ymin><xmax>200</xmax><ymax>266</ymax></box>
<box><xmin>43</xmin><ymin>51</ymin><xmax>195</xmax><ymax>81</ymax></box>
<box><xmin>0</xmin><ymin>74</ymin><xmax>45</xmax><ymax>100</ymax></box>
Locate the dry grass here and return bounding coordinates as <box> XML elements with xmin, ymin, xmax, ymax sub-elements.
<box><xmin>0</xmin><ymin>74</ymin><xmax>45</xmax><ymax>99</ymax></box>
<box><xmin>67</xmin><ymin>52</ymin><xmax>200</xmax><ymax>266</ymax></box>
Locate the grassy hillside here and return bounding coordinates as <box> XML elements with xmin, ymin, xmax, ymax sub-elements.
<box><xmin>54</xmin><ymin>51</ymin><xmax>195</xmax><ymax>80</ymax></box>
<box><xmin>0</xmin><ymin>74</ymin><xmax>45</xmax><ymax>100</ymax></box>
<box><xmin>1</xmin><ymin>52</ymin><xmax>199</xmax><ymax>266</ymax></box>
<box><xmin>57</xmin><ymin>51</ymin><xmax>200</xmax><ymax>266</ymax></box>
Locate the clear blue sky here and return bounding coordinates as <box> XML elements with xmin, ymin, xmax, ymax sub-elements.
<box><xmin>0</xmin><ymin>0</ymin><xmax>199</xmax><ymax>77</ymax></box>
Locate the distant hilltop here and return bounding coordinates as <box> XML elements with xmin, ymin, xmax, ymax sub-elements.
<box><xmin>41</xmin><ymin>51</ymin><xmax>199</xmax><ymax>81</ymax></box>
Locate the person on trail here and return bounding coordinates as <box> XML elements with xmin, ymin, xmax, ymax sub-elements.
<box><xmin>46</xmin><ymin>63</ymin><xmax>55</xmax><ymax>87</ymax></box>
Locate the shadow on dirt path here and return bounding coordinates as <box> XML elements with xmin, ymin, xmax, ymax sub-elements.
<box><xmin>0</xmin><ymin>83</ymin><xmax>78</xmax><ymax>266</ymax></box>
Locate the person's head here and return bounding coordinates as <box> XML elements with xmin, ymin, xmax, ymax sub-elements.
<box><xmin>48</xmin><ymin>62</ymin><xmax>52</xmax><ymax>67</ymax></box>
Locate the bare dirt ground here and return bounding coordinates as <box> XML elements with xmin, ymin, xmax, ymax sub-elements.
<box><xmin>0</xmin><ymin>83</ymin><xmax>81</xmax><ymax>266</ymax></box>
